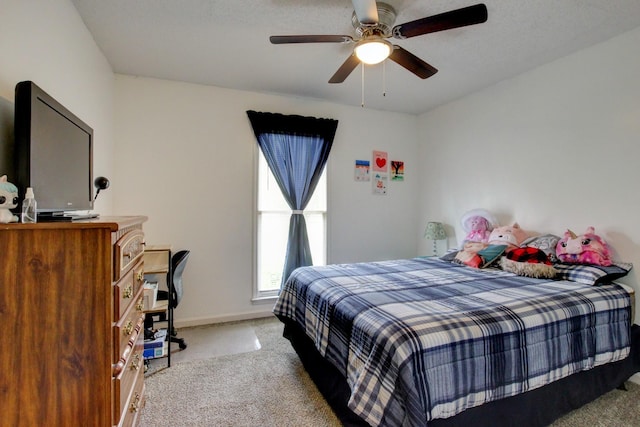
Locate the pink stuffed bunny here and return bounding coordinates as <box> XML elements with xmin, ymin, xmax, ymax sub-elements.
<box><xmin>556</xmin><ymin>227</ymin><xmax>612</xmax><ymax>266</ymax></box>
<box><xmin>464</xmin><ymin>215</ymin><xmax>492</xmax><ymax>243</ymax></box>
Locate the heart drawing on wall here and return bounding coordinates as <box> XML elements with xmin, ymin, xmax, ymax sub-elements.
<box><xmin>372</xmin><ymin>150</ymin><xmax>388</xmax><ymax>172</ymax></box>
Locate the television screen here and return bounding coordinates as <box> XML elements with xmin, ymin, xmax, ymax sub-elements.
<box><xmin>14</xmin><ymin>81</ymin><xmax>94</xmax><ymax>216</ymax></box>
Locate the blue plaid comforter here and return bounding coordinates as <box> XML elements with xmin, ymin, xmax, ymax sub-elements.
<box><xmin>273</xmin><ymin>257</ymin><xmax>632</xmax><ymax>426</ymax></box>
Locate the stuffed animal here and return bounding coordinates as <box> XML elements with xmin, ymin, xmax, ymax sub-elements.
<box><xmin>454</xmin><ymin>241</ymin><xmax>488</xmax><ymax>268</ymax></box>
<box><xmin>460</xmin><ymin>209</ymin><xmax>497</xmax><ymax>244</ymax></box>
<box><xmin>556</xmin><ymin>227</ymin><xmax>612</xmax><ymax>266</ymax></box>
<box><xmin>0</xmin><ymin>175</ymin><xmax>19</xmax><ymax>223</ymax></box>
<box><xmin>500</xmin><ymin>247</ymin><xmax>558</xmax><ymax>278</ymax></box>
<box><xmin>463</xmin><ymin>215</ymin><xmax>492</xmax><ymax>243</ymax></box>
<box><xmin>488</xmin><ymin>223</ymin><xmax>528</xmax><ymax>252</ymax></box>
<box><xmin>521</xmin><ymin>234</ymin><xmax>561</xmax><ymax>263</ymax></box>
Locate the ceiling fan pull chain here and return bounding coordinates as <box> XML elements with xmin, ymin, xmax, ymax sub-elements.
<box><xmin>361</xmin><ymin>64</ymin><xmax>365</xmax><ymax>108</ymax></box>
<box><xmin>383</xmin><ymin>60</ymin><xmax>386</xmax><ymax>97</ymax></box>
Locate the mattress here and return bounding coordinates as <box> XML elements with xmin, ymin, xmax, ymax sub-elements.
<box><xmin>274</xmin><ymin>257</ymin><xmax>633</xmax><ymax>426</ymax></box>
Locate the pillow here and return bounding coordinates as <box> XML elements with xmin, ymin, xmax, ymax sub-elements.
<box><xmin>521</xmin><ymin>234</ymin><xmax>560</xmax><ymax>263</ymax></box>
<box><xmin>448</xmin><ymin>243</ymin><xmax>507</xmax><ymax>269</ymax></box>
<box><xmin>440</xmin><ymin>249</ymin><xmax>458</xmax><ymax>262</ymax></box>
<box><xmin>454</xmin><ymin>241</ymin><xmax>487</xmax><ymax>268</ymax></box>
<box><xmin>553</xmin><ymin>262</ymin><xmax>633</xmax><ymax>285</ymax></box>
<box><xmin>477</xmin><ymin>244</ymin><xmax>507</xmax><ymax>268</ymax></box>
<box><xmin>500</xmin><ymin>247</ymin><xmax>557</xmax><ymax>279</ymax></box>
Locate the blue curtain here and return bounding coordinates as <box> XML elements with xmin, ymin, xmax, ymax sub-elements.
<box><xmin>247</xmin><ymin>111</ymin><xmax>337</xmax><ymax>288</ymax></box>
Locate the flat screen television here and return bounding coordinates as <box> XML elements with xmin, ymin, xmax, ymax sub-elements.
<box><xmin>14</xmin><ymin>81</ymin><xmax>97</xmax><ymax>221</ymax></box>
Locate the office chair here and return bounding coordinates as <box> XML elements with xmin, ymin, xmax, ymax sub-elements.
<box><xmin>145</xmin><ymin>249</ymin><xmax>190</xmax><ymax>350</ymax></box>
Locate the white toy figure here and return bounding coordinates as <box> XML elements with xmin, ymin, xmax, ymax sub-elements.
<box><xmin>0</xmin><ymin>175</ymin><xmax>19</xmax><ymax>223</ymax></box>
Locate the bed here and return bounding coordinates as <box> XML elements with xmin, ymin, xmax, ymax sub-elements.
<box><xmin>273</xmin><ymin>256</ymin><xmax>640</xmax><ymax>427</ymax></box>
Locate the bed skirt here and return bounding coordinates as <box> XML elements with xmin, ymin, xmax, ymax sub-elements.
<box><xmin>281</xmin><ymin>319</ymin><xmax>640</xmax><ymax>427</ymax></box>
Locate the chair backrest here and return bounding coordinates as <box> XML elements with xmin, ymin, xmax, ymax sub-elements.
<box><xmin>168</xmin><ymin>250</ymin><xmax>190</xmax><ymax>309</ymax></box>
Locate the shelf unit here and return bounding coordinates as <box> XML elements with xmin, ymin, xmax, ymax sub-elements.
<box><xmin>143</xmin><ymin>244</ymin><xmax>173</xmax><ymax>367</ymax></box>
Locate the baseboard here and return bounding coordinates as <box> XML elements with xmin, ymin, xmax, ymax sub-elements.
<box><xmin>174</xmin><ymin>309</ymin><xmax>275</xmax><ymax>328</ymax></box>
<box><xmin>630</xmin><ymin>373</ymin><xmax>640</xmax><ymax>385</ymax></box>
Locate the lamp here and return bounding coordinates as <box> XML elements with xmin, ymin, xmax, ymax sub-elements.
<box><xmin>424</xmin><ymin>222</ymin><xmax>447</xmax><ymax>256</ymax></box>
<box><xmin>354</xmin><ymin>38</ymin><xmax>392</xmax><ymax>65</ymax></box>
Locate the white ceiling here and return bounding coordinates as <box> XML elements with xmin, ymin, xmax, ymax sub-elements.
<box><xmin>70</xmin><ymin>0</ymin><xmax>640</xmax><ymax>115</ymax></box>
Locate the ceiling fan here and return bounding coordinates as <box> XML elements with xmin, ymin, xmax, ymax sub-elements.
<box><xmin>270</xmin><ymin>0</ymin><xmax>488</xmax><ymax>84</ymax></box>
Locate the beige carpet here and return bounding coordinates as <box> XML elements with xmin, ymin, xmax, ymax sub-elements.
<box><xmin>141</xmin><ymin>317</ymin><xmax>640</xmax><ymax>426</ymax></box>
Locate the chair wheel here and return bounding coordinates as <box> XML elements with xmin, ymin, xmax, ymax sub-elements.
<box><xmin>179</xmin><ymin>342</ymin><xmax>187</xmax><ymax>350</ymax></box>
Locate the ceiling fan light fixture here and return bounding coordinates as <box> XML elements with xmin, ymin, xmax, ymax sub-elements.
<box><xmin>354</xmin><ymin>39</ymin><xmax>392</xmax><ymax>65</ymax></box>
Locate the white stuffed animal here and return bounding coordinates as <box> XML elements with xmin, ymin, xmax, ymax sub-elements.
<box><xmin>0</xmin><ymin>175</ymin><xmax>19</xmax><ymax>223</ymax></box>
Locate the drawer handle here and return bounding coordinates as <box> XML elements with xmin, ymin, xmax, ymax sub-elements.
<box><xmin>136</xmin><ymin>297</ymin><xmax>144</xmax><ymax>312</ymax></box>
<box><xmin>130</xmin><ymin>353</ymin><xmax>141</xmax><ymax>371</ymax></box>
<box><xmin>136</xmin><ymin>271</ymin><xmax>144</xmax><ymax>282</ymax></box>
<box><xmin>123</xmin><ymin>284</ymin><xmax>133</xmax><ymax>299</ymax></box>
<box><xmin>129</xmin><ymin>392</ymin><xmax>141</xmax><ymax>413</ymax></box>
<box><xmin>123</xmin><ymin>320</ymin><xmax>134</xmax><ymax>336</ymax></box>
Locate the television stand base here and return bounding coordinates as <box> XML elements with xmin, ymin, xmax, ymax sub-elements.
<box><xmin>37</xmin><ymin>212</ymin><xmax>100</xmax><ymax>222</ymax></box>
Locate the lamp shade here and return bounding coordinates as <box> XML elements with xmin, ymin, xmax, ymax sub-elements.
<box><xmin>424</xmin><ymin>222</ymin><xmax>446</xmax><ymax>240</ymax></box>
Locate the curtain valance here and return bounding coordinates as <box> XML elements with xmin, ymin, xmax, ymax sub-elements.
<box><xmin>246</xmin><ymin>110</ymin><xmax>338</xmax><ymax>141</ymax></box>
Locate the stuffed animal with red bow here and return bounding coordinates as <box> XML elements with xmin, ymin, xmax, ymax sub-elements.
<box><xmin>463</xmin><ymin>215</ymin><xmax>492</xmax><ymax>243</ymax></box>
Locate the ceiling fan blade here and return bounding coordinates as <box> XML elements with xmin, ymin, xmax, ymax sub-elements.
<box><xmin>270</xmin><ymin>35</ymin><xmax>353</xmax><ymax>44</ymax></box>
<box><xmin>392</xmin><ymin>3</ymin><xmax>488</xmax><ymax>39</ymax></box>
<box><xmin>352</xmin><ymin>0</ymin><xmax>379</xmax><ymax>25</ymax></box>
<box><xmin>329</xmin><ymin>54</ymin><xmax>361</xmax><ymax>84</ymax></box>
<box><xmin>388</xmin><ymin>46</ymin><xmax>438</xmax><ymax>79</ymax></box>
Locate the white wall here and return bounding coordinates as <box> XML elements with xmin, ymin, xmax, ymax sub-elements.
<box><xmin>0</xmin><ymin>0</ymin><xmax>115</xmax><ymax>213</ymax></box>
<box><xmin>113</xmin><ymin>76</ymin><xmax>419</xmax><ymax>325</ymax></box>
<box><xmin>4</xmin><ymin>0</ymin><xmax>637</xmax><ymax>333</ymax></box>
<box><xmin>417</xmin><ymin>27</ymin><xmax>640</xmax><ymax>325</ymax></box>
<box><xmin>0</xmin><ymin>0</ymin><xmax>419</xmax><ymax>328</ymax></box>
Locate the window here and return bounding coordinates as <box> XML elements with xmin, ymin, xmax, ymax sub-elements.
<box><xmin>255</xmin><ymin>151</ymin><xmax>326</xmax><ymax>298</ymax></box>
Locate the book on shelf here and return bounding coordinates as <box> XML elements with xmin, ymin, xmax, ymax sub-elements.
<box><xmin>143</xmin><ymin>281</ymin><xmax>158</xmax><ymax>311</ymax></box>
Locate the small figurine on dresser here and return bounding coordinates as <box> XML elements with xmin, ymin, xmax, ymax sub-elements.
<box><xmin>0</xmin><ymin>175</ymin><xmax>19</xmax><ymax>223</ymax></box>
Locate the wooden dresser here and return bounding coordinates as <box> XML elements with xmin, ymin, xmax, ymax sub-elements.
<box><xmin>0</xmin><ymin>216</ymin><xmax>147</xmax><ymax>426</ymax></box>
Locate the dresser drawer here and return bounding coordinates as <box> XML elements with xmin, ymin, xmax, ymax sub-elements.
<box><xmin>114</xmin><ymin>287</ymin><xmax>145</xmax><ymax>364</ymax></box>
<box><xmin>114</xmin><ymin>332</ymin><xmax>144</xmax><ymax>427</ymax></box>
<box><xmin>114</xmin><ymin>260</ymin><xmax>145</xmax><ymax>319</ymax></box>
<box><xmin>118</xmin><ymin>378</ymin><xmax>145</xmax><ymax>427</ymax></box>
<box><xmin>114</xmin><ymin>229</ymin><xmax>145</xmax><ymax>281</ymax></box>
<box><xmin>117</xmin><ymin>376</ymin><xmax>144</xmax><ymax>427</ymax></box>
